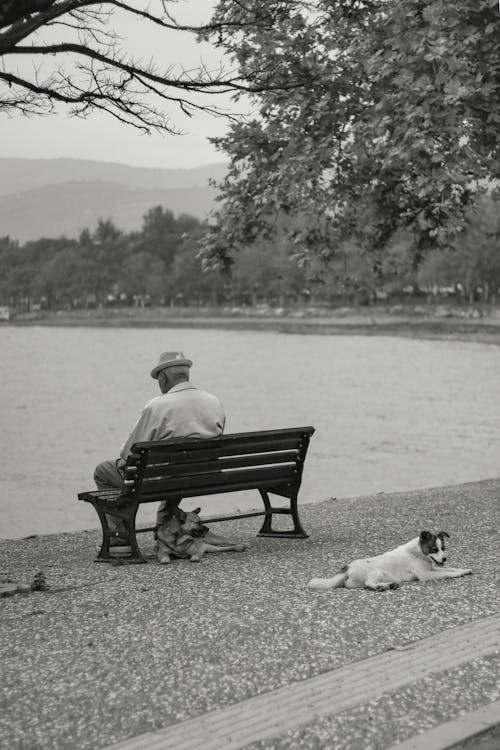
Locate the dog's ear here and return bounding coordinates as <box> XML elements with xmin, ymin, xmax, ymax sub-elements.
<box><xmin>176</xmin><ymin>508</ymin><xmax>187</xmax><ymax>523</ymax></box>
<box><xmin>419</xmin><ymin>530</ymin><xmax>433</xmax><ymax>543</ymax></box>
<box><xmin>437</xmin><ymin>531</ymin><xmax>450</xmax><ymax>540</ymax></box>
<box><xmin>192</xmin><ymin>507</ymin><xmax>201</xmax><ymax>515</ymax></box>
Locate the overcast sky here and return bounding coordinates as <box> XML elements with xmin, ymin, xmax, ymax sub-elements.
<box><xmin>0</xmin><ymin>1</ymin><xmax>240</xmax><ymax>169</ymax></box>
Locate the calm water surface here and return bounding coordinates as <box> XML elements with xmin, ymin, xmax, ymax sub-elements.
<box><xmin>1</xmin><ymin>326</ymin><xmax>499</xmax><ymax>539</ymax></box>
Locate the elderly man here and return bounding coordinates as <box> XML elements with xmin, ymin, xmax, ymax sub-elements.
<box><xmin>94</xmin><ymin>351</ymin><xmax>226</xmax><ymax>554</ymax></box>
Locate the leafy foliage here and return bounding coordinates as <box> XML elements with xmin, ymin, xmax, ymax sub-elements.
<box><xmin>202</xmin><ymin>0</ymin><xmax>500</xmax><ymax>272</ymax></box>
<box><xmin>419</xmin><ymin>195</ymin><xmax>500</xmax><ymax>302</ymax></box>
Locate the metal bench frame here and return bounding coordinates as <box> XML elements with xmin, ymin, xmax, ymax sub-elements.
<box><xmin>78</xmin><ymin>426</ymin><xmax>315</xmax><ymax>563</ymax></box>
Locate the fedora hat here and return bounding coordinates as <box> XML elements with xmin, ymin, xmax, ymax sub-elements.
<box><xmin>151</xmin><ymin>351</ymin><xmax>192</xmax><ymax>379</ymax></box>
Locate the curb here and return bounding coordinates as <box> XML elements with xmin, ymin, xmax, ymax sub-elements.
<box><xmin>386</xmin><ymin>699</ymin><xmax>500</xmax><ymax>750</ymax></box>
<box><xmin>101</xmin><ymin>616</ymin><xmax>500</xmax><ymax>750</ymax></box>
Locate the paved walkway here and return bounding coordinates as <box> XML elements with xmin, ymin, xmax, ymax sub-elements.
<box><xmin>1</xmin><ymin>478</ymin><xmax>499</xmax><ymax>750</ymax></box>
<box><xmin>102</xmin><ymin>616</ymin><xmax>500</xmax><ymax>750</ymax></box>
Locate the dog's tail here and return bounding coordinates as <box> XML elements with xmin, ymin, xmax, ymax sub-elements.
<box><xmin>307</xmin><ymin>571</ymin><xmax>348</xmax><ymax>590</ymax></box>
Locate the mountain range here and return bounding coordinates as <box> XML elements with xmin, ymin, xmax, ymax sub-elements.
<box><xmin>0</xmin><ymin>158</ymin><xmax>227</xmax><ymax>242</ymax></box>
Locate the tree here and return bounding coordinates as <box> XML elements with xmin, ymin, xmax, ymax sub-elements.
<box><xmin>166</xmin><ymin>241</ymin><xmax>225</xmax><ymax>306</ymax></box>
<box><xmin>0</xmin><ymin>0</ymin><xmax>303</xmax><ymax>133</ymax></box>
<box><xmin>0</xmin><ymin>235</ymin><xmax>72</xmax><ymax>307</ymax></box>
<box><xmin>228</xmin><ymin>239</ymin><xmax>307</xmax><ymax>306</ymax></box>
<box><xmin>35</xmin><ymin>245</ymin><xmax>87</xmax><ymax>307</ymax></box>
<box><xmin>202</xmin><ymin>0</ymin><xmax>500</xmax><ymax>273</ymax></box>
<box><xmin>464</xmin><ymin>197</ymin><xmax>500</xmax><ymax>303</ymax></box>
<box><xmin>81</xmin><ymin>218</ymin><xmax>124</xmax><ymax>305</ymax></box>
<box><xmin>138</xmin><ymin>206</ymin><xmax>184</xmax><ymax>267</ymax></box>
<box><xmin>418</xmin><ymin>195</ymin><xmax>500</xmax><ymax>303</ymax></box>
<box><xmin>118</xmin><ymin>250</ymin><xmax>168</xmax><ymax>303</ymax></box>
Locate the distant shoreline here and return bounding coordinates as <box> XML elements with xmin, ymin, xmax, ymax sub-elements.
<box><xmin>3</xmin><ymin>306</ymin><xmax>500</xmax><ymax>345</ymax></box>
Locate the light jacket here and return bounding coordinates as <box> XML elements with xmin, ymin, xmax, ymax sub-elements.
<box><xmin>119</xmin><ymin>381</ymin><xmax>225</xmax><ymax>459</ymax></box>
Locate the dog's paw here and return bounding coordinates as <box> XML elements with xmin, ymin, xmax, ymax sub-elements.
<box><xmin>375</xmin><ymin>582</ymin><xmax>399</xmax><ymax>592</ymax></box>
<box><xmin>235</xmin><ymin>543</ymin><xmax>248</xmax><ymax>552</ymax></box>
<box><xmin>158</xmin><ymin>555</ymin><xmax>171</xmax><ymax>565</ymax></box>
<box><xmin>190</xmin><ymin>554</ymin><xmax>201</xmax><ymax>562</ymax></box>
<box><xmin>462</xmin><ymin>569</ymin><xmax>473</xmax><ymax>576</ymax></box>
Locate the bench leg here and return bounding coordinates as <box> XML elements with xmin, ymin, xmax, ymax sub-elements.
<box><xmin>120</xmin><ymin>503</ymin><xmax>146</xmax><ymax>563</ymax></box>
<box><xmin>93</xmin><ymin>502</ymin><xmax>147</xmax><ymax>563</ymax></box>
<box><xmin>93</xmin><ymin>503</ymin><xmax>114</xmax><ymax>562</ymax></box>
<box><xmin>257</xmin><ymin>490</ymin><xmax>308</xmax><ymax>539</ymax></box>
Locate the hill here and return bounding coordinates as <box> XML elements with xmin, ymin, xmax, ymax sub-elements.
<box><xmin>0</xmin><ymin>158</ymin><xmax>226</xmax><ymax>241</ymax></box>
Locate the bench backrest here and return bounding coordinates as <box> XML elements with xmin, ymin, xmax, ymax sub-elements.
<box><xmin>122</xmin><ymin>426</ymin><xmax>315</xmax><ymax>502</ymax></box>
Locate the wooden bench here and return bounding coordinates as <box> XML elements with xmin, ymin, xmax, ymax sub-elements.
<box><xmin>78</xmin><ymin>426</ymin><xmax>315</xmax><ymax>563</ymax></box>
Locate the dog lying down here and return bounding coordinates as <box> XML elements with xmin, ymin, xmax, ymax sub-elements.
<box><xmin>307</xmin><ymin>531</ymin><xmax>472</xmax><ymax>592</ymax></box>
<box><xmin>156</xmin><ymin>507</ymin><xmax>248</xmax><ymax>564</ymax></box>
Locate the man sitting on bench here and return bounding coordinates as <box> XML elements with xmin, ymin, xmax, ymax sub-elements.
<box><xmin>93</xmin><ymin>350</ymin><xmax>226</xmax><ymax>556</ymax></box>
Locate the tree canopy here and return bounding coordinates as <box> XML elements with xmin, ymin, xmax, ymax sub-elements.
<box><xmin>0</xmin><ymin>0</ymin><xmax>300</xmax><ymax>133</ymax></box>
<box><xmin>201</xmin><ymin>0</ymin><xmax>500</xmax><ymax>272</ymax></box>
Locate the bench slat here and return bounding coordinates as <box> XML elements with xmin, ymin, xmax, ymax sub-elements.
<box><xmin>78</xmin><ymin>490</ymin><xmax>122</xmax><ymax>503</ymax></box>
<box><xmin>139</xmin><ymin>450</ymin><xmax>300</xmax><ymax>478</ymax></box>
<box><xmin>78</xmin><ymin>476</ymin><xmax>295</xmax><ymax>506</ymax></box>
<box><xmin>138</xmin><ymin>463</ymin><xmax>297</xmax><ymax>495</ymax></box>
<box><xmin>139</xmin><ymin>462</ymin><xmax>296</xmax><ymax>485</ymax></box>
<box><xmin>132</xmin><ymin>426</ymin><xmax>314</xmax><ymax>455</ymax></box>
<box><xmin>135</xmin><ymin>437</ymin><xmax>307</xmax><ymax>464</ymax></box>
<box><xmin>127</xmin><ymin>476</ymin><xmax>294</xmax><ymax>503</ymax></box>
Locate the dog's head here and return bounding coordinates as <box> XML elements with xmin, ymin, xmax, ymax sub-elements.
<box><xmin>177</xmin><ymin>507</ymin><xmax>209</xmax><ymax>538</ymax></box>
<box><xmin>419</xmin><ymin>530</ymin><xmax>450</xmax><ymax>566</ymax></box>
<box><xmin>157</xmin><ymin>507</ymin><xmax>209</xmax><ymax>539</ymax></box>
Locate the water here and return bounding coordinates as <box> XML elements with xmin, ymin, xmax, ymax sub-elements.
<box><xmin>1</xmin><ymin>326</ymin><xmax>499</xmax><ymax>539</ymax></box>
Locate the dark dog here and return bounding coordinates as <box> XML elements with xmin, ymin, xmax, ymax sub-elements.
<box><xmin>156</xmin><ymin>507</ymin><xmax>248</xmax><ymax>564</ymax></box>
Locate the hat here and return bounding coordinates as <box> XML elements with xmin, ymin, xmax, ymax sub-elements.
<box><xmin>151</xmin><ymin>351</ymin><xmax>192</xmax><ymax>379</ymax></box>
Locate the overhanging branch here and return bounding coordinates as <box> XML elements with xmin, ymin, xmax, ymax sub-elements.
<box><xmin>0</xmin><ymin>0</ymin><xmax>307</xmax><ymax>133</ymax></box>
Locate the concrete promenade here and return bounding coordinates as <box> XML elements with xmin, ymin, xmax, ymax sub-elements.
<box><xmin>1</xmin><ymin>478</ymin><xmax>499</xmax><ymax>750</ymax></box>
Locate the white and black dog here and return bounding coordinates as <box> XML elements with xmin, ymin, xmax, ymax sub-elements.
<box><xmin>307</xmin><ymin>531</ymin><xmax>472</xmax><ymax>592</ymax></box>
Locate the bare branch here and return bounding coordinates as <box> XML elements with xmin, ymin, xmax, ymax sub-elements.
<box><xmin>105</xmin><ymin>0</ymin><xmax>281</xmax><ymax>34</ymax></box>
<box><xmin>10</xmin><ymin>40</ymin><xmax>301</xmax><ymax>94</ymax></box>
<box><xmin>0</xmin><ymin>1</ymin><xmax>306</xmax><ymax>133</ymax></box>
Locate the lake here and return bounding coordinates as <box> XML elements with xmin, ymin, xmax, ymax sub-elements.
<box><xmin>1</xmin><ymin>325</ymin><xmax>499</xmax><ymax>539</ymax></box>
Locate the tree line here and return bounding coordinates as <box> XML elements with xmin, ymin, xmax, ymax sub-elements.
<box><xmin>1</xmin><ymin>193</ymin><xmax>499</xmax><ymax>312</ymax></box>
<box><xmin>0</xmin><ymin>206</ymin><xmax>310</xmax><ymax>310</ymax></box>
